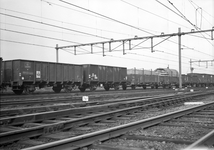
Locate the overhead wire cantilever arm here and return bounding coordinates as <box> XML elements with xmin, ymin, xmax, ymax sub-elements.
<box><xmin>123</xmin><ymin>41</ymin><xmax>125</xmax><ymax>55</ymax></box>
<box><xmin>109</xmin><ymin>42</ymin><xmax>111</xmax><ymax>52</ymax></box>
<box><xmin>131</xmin><ymin>38</ymin><xmax>149</xmax><ymax>50</ymax></box>
<box><xmin>91</xmin><ymin>44</ymin><xmax>93</xmax><ymax>54</ymax></box>
<box><xmin>111</xmin><ymin>41</ymin><xmax>127</xmax><ymax>51</ymax></box>
<box><xmin>129</xmin><ymin>40</ymin><xmax>131</xmax><ymax>50</ymax></box>
<box><xmin>102</xmin><ymin>43</ymin><xmax>105</xmax><ymax>56</ymax></box>
<box><xmin>74</xmin><ymin>46</ymin><xmax>76</xmax><ymax>55</ymax></box>
<box><xmin>211</xmin><ymin>27</ymin><xmax>214</xmax><ymax>40</ymax></box>
<box><xmin>151</xmin><ymin>38</ymin><xmax>154</xmax><ymax>52</ymax></box>
<box><xmin>152</xmin><ymin>35</ymin><xmax>173</xmax><ymax>49</ymax></box>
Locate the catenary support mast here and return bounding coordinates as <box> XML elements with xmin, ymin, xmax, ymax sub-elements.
<box><xmin>178</xmin><ymin>28</ymin><xmax>182</xmax><ymax>89</ymax></box>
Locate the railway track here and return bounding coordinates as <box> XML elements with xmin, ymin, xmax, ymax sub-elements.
<box><xmin>0</xmin><ymin>87</ymin><xmax>163</xmax><ymax>97</ymax></box>
<box><xmin>0</xmin><ymin>90</ymin><xmax>179</xmax><ymax>117</ymax></box>
<box><xmin>24</xmin><ymin>100</ymin><xmax>214</xmax><ymax>150</ymax></box>
<box><xmin>1</xmin><ymin>88</ymin><xmax>212</xmax><ymax>108</ymax></box>
<box><xmin>0</xmin><ymin>95</ymin><xmax>156</xmax><ymax>117</ymax></box>
<box><xmin>0</xmin><ymin>90</ymin><xmax>210</xmax><ymax>117</ymax></box>
<box><xmin>0</xmin><ymin>90</ymin><xmax>213</xmax><ymax>149</ymax></box>
<box><xmin>0</xmin><ymin>88</ymin><xmax>175</xmax><ymax>102</ymax></box>
<box><xmin>1</xmin><ymin>89</ymin><xmax>168</xmax><ymax>107</ymax></box>
<box><xmin>1</xmin><ymin>87</ymin><xmax>211</xmax><ymax>101</ymax></box>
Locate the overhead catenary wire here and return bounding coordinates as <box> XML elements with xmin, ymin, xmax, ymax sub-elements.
<box><xmin>156</xmin><ymin>0</ymin><xmax>214</xmax><ymax>47</ymax></box>
<box><xmin>0</xmin><ymin>39</ymin><xmax>54</xmax><ymax>49</ymax></box>
<box><xmin>188</xmin><ymin>0</ymin><xmax>213</xmax><ymax>36</ymax></box>
<box><xmin>0</xmin><ymin>7</ymin><xmax>136</xmax><ymax>37</ymax></box>
<box><xmin>120</xmin><ymin>0</ymin><xmax>191</xmax><ymax>30</ymax></box>
<box><xmin>167</xmin><ymin>0</ymin><xmax>214</xmax><ymax>47</ymax></box>
<box><xmin>0</xmin><ymin>12</ymin><xmax>111</xmax><ymax>40</ymax></box>
<box><xmin>0</xmin><ymin>28</ymin><xmax>82</xmax><ymax>44</ymax></box>
<box><xmin>58</xmin><ymin>0</ymin><xmax>153</xmax><ymax>35</ymax></box>
<box><xmin>188</xmin><ymin>0</ymin><xmax>214</xmax><ymax>24</ymax></box>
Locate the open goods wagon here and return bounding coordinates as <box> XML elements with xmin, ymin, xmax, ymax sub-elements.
<box><xmin>187</xmin><ymin>73</ymin><xmax>214</xmax><ymax>87</ymax></box>
<box><xmin>127</xmin><ymin>68</ymin><xmax>159</xmax><ymax>89</ymax></box>
<box><xmin>80</xmin><ymin>64</ymin><xmax>127</xmax><ymax>92</ymax></box>
<box><xmin>2</xmin><ymin>59</ymin><xmax>83</xmax><ymax>94</ymax></box>
<box><xmin>0</xmin><ymin>57</ymin><xmax>2</xmax><ymax>90</ymax></box>
<box><xmin>182</xmin><ymin>74</ymin><xmax>198</xmax><ymax>87</ymax></box>
<box><xmin>155</xmin><ymin>68</ymin><xmax>179</xmax><ymax>88</ymax></box>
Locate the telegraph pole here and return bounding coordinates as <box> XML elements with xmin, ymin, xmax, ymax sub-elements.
<box><xmin>178</xmin><ymin>28</ymin><xmax>182</xmax><ymax>89</ymax></box>
<box><xmin>190</xmin><ymin>59</ymin><xmax>194</xmax><ymax>73</ymax></box>
<box><xmin>56</xmin><ymin>44</ymin><xmax>59</xmax><ymax>63</ymax></box>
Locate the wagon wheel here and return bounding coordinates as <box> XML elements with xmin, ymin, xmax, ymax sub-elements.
<box><xmin>122</xmin><ymin>84</ymin><xmax>127</xmax><ymax>90</ymax></box>
<box><xmin>64</xmin><ymin>88</ymin><xmax>72</xmax><ymax>93</ymax></box>
<box><xmin>64</xmin><ymin>86</ymin><xmax>72</xmax><ymax>93</ymax></box>
<box><xmin>25</xmin><ymin>87</ymin><xmax>36</xmax><ymax>94</ymax></box>
<box><xmin>90</xmin><ymin>86</ymin><xmax>96</xmax><ymax>91</ymax></box>
<box><xmin>52</xmin><ymin>87</ymin><xmax>62</xmax><ymax>93</ymax></box>
<box><xmin>79</xmin><ymin>87</ymin><xmax>86</xmax><ymax>92</ymax></box>
<box><xmin>13</xmin><ymin>89</ymin><xmax>24</xmax><ymax>95</ymax></box>
<box><xmin>131</xmin><ymin>85</ymin><xmax>136</xmax><ymax>90</ymax></box>
<box><xmin>114</xmin><ymin>85</ymin><xmax>119</xmax><ymax>90</ymax></box>
<box><xmin>104</xmin><ymin>85</ymin><xmax>110</xmax><ymax>91</ymax></box>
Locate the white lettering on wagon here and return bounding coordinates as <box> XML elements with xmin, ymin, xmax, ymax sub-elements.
<box><xmin>36</xmin><ymin>71</ymin><xmax>41</xmax><ymax>78</ymax></box>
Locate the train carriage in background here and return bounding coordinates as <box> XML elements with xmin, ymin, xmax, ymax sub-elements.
<box><xmin>2</xmin><ymin>59</ymin><xmax>83</xmax><ymax>94</ymax></box>
<box><xmin>182</xmin><ymin>74</ymin><xmax>199</xmax><ymax>87</ymax></box>
<box><xmin>80</xmin><ymin>64</ymin><xmax>127</xmax><ymax>92</ymax></box>
<box><xmin>211</xmin><ymin>74</ymin><xmax>214</xmax><ymax>86</ymax></box>
<box><xmin>187</xmin><ymin>73</ymin><xmax>214</xmax><ymax>87</ymax></box>
<box><xmin>127</xmin><ymin>68</ymin><xmax>159</xmax><ymax>89</ymax></box>
<box><xmin>0</xmin><ymin>57</ymin><xmax>3</xmax><ymax>90</ymax></box>
<box><xmin>154</xmin><ymin>67</ymin><xmax>179</xmax><ymax>88</ymax></box>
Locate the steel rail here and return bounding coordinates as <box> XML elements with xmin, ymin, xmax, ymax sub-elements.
<box><xmin>0</xmin><ymin>94</ymin><xmax>183</xmax><ymax>126</ymax></box>
<box><xmin>22</xmin><ymin>101</ymin><xmax>214</xmax><ymax>150</ymax></box>
<box><xmin>0</xmin><ymin>89</ymin><xmax>208</xmax><ymax>108</ymax></box>
<box><xmin>1</xmin><ymin>87</ymin><xmax>210</xmax><ymax>100</ymax></box>
<box><xmin>0</xmin><ymin>95</ymin><xmax>154</xmax><ymax>117</ymax></box>
<box><xmin>0</xmin><ymin>92</ymin><xmax>212</xmax><ymax>145</ymax></box>
<box><xmin>184</xmin><ymin>130</ymin><xmax>214</xmax><ymax>149</ymax></box>
<box><xmin>0</xmin><ymin>94</ymin><xmax>153</xmax><ymax>108</ymax></box>
<box><xmin>0</xmin><ymin>88</ymin><xmax>170</xmax><ymax>99</ymax></box>
<box><xmin>0</xmin><ymin>93</ymin><xmax>198</xmax><ymax>145</ymax></box>
<box><xmin>0</xmin><ymin>89</ymin><xmax>176</xmax><ymax>105</ymax></box>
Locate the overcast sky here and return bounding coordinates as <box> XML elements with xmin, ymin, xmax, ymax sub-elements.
<box><xmin>0</xmin><ymin>0</ymin><xmax>213</xmax><ymax>74</ymax></box>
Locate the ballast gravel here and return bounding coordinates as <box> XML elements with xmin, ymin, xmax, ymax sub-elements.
<box><xmin>1</xmin><ymin>95</ymin><xmax>213</xmax><ymax>150</ymax></box>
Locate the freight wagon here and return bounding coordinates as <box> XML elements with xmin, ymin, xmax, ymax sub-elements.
<box><xmin>2</xmin><ymin>59</ymin><xmax>83</xmax><ymax>94</ymax></box>
<box><xmin>182</xmin><ymin>74</ymin><xmax>199</xmax><ymax>87</ymax></box>
<box><xmin>127</xmin><ymin>68</ymin><xmax>159</xmax><ymax>89</ymax></box>
<box><xmin>187</xmin><ymin>73</ymin><xmax>214</xmax><ymax>87</ymax></box>
<box><xmin>80</xmin><ymin>64</ymin><xmax>127</xmax><ymax>92</ymax></box>
<box><xmin>154</xmin><ymin>68</ymin><xmax>179</xmax><ymax>88</ymax></box>
<box><xmin>0</xmin><ymin>57</ymin><xmax>2</xmax><ymax>90</ymax></box>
